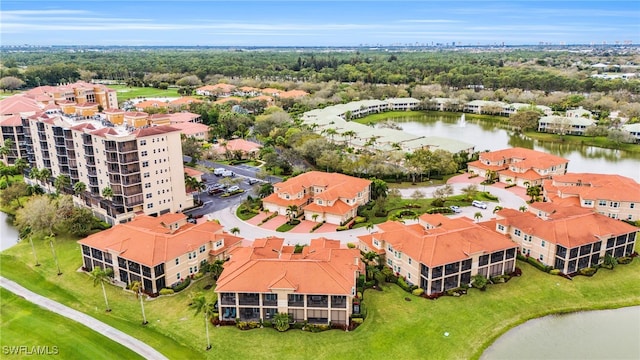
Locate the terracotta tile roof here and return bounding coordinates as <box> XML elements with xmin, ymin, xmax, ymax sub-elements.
<box><xmin>216</xmin><ymin>237</ymin><xmax>361</xmax><ymax>295</ymax></box>
<box><xmin>78</xmin><ymin>214</ymin><xmax>242</xmax><ymax>267</ymax></box>
<box><xmin>103</xmin><ymin>108</ymin><xmax>124</xmax><ymax>114</ymax></box>
<box><xmin>0</xmin><ymin>115</ymin><xmax>22</xmax><ymax>126</ymax></box>
<box><xmin>135</xmin><ymin>100</ymin><xmax>168</xmax><ymax>109</ymax></box>
<box><xmin>214</xmin><ymin>97</ymin><xmax>243</xmax><ymax>104</ymax></box>
<box><xmin>124</xmin><ymin>111</ymin><xmax>149</xmax><ymax>118</ymax></box>
<box><xmin>357</xmin><ymin>234</ymin><xmax>386</xmax><ymax>255</ymax></box>
<box><xmin>274</xmin><ymin>171</ymin><xmax>371</xmax><ymax>200</ymax></box>
<box><xmin>169</xmin><ymin>96</ymin><xmax>203</xmax><ymax>106</ymax></box>
<box><xmin>279</xmin><ymin>89</ymin><xmax>309</xmax><ymax>98</ymax></box>
<box><xmin>361</xmin><ymin>217</ymin><xmax>516</xmax><ymax>267</ymax></box>
<box><xmin>170</xmin><ymin>122</ymin><xmax>209</xmax><ymax>136</ymax></box>
<box><xmin>214</xmin><ymin>139</ymin><xmax>262</xmax><ymax>154</ymax></box>
<box><xmin>197</xmin><ymin>84</ymin><xmax>236</xmax><ymax>93</ymax></box>
<box><xmin>75</xmin><ymin>102</ymin><xmax>98</xmax><ymax>108</ymax></box>
<box><xmin>262</xmin><ymin>193</ymin><xmax>310</xmax><ymax>207</ymax></box>
<box><xmin>261</xmin><ymin>88</ymin><xmax>282</xmax><ymax>95</ymax></box>
<box><xmin>495</xmin><ymin>206</ymin><xmax>637</xmax><ymax>248</ymax></box>
<box><xmin>169</xmin><ymin>112</ymin><xmax>201</xmax><ymax>123</ymax></box>
<box><xmin>184</xmin><ymin>167</ymin><xmax>204</xmax><ymax>178</ymax></box>
<box><xmin>304</xmin><ymin>199</ymin><xmax>356</xmax><ymax>215</ymax></box>
<box><xmin>547</xmin><ymin>173</ymin><xmax>640</xmax><ymax>202</ymax></box>
<box><xmin>500</xmin><ymin>168</ymin><xmax>545</xmax><ymax>181</ymax></box>
<box><xmin>480</xmin><ymin>147</ymin><xmax>568</xmax><ymax>169</ymax></box>
<box><xmin>130</xmin><ymin>125</ymin><xmax>180</xmax><ymax>138</ymax></box>
<box><xmin>467</xmin><ymin>160</ymin><xmax>507</xmax><ymax>172</ymax></box>
<box><xmin>251</xmin><ymin>95</ymin><xmax>274</xmax><ymax>102</ymax></box>
<box><xmin>0</xmin><ymin>95</ymin><xmax>42</xmax><ymax>116</ymax></box>
<box><xmin>90</xmin><ymin>127</ymin><xmax>119</xmax><ymax>137</ymax></box>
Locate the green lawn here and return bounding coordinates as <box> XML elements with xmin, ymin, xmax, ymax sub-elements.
<box><xmin>110</xmin><ymin>85</ymin><xmax>180</xmax><ymax>101</ymax></box>
<box><xmin>1</xmin><ymin>231</ymin><xmax>639</xmax><ymax>359</ymax></box>
<box><xmin>0</xmin><ymin>288</ymin><xmax>144</xmax><ymax>360</ymax></box>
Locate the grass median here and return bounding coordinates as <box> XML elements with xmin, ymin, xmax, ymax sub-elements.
<box><xmin>1</xmin><ymin>231</ymin><xmax>638</xmax><ymax>359</ymax></box>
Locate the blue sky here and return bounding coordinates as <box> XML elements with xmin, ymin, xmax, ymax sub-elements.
<box><xmin>1</xmin><ymin>1</ymin><xmax>638</xmax><ymax>46</ymax></box>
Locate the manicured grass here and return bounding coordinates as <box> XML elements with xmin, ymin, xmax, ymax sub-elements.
<box><xmin>0</xmin><ymin>288</ymin><xmax>144</xmax><ymax>360</ymax></box>
<box><xmin>236</xmin><ymin>206</ymin><xmax>259</xmax><ymax>220</ymax></box>
<box><xmin>276</xmin><ymin>222</ymin><xmax>297</xmax><ymax>232</ymax></box>
<box><xmin>1</xmin><ymin>229</ymin><xmax>638</xmax><ymax>359</ymax></box>
<box><xmin>110</xmin><ymin>85</ymin><xmax>180</xmax><ymax>101</ymax></box>
<box><xmin>524</xmin><ymin>131</ymin><xmax>640</xmax><ymax>154</ymax></box>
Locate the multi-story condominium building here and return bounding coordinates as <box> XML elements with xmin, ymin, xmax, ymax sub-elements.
<box><xmin>494</xmin><ymin>204</ymin><xmax>638</xmax><ymax>274</ymax></box>
<box><xmin>358</xmin><ymin>214</ymin><xmax>518</xmax><ymax>295</ymax></box>
<box><xmin>542</xmin><ymin>173</ymin><xmax>640</xmax><ymax>221</ymax></box>
<box><xmin>467</xmin><ymin>147</ymin><xmax>569</xmax><ymax>187</ymax></box>
<box><xmin>24</xmin><ymin>81</ymin><xmax>118</xmax><ymax>110</ymax></box>
<box><xmin>215</xmin><ymin>237</ymin><xmax>363</xmax><ymax>326</ymax></box>
<box><xmin>464</xmin><ymin>100</ymin><xmax>507</xmax><ymax>114</ymax></box>
<box><xmin>0</xmin><ymin>115</ymin><xmax>28</xmax><ymax>165</ymax></box>
<box><xmin>78</xmin><ymin>213</ymin><xmax>243</xmax><ymax>294</ymax></box>
<box><xmin>262</xmin><ymin>171</ymin><xmax>371</xmax><ymax>225</ymax></box>
<box><xmin>537</xmin><ymin>116</ymin><xmax>595</xmax><ymax>135</ymax></box>
<box><xmin>22</xmin><ymin>112</ymin><xmax>191</xmax><ymax>224</ymax></box>
<box><xmin>384</xmin><ymin>97</ymin><xmax>420</xmax><ymax>111</ymax></box>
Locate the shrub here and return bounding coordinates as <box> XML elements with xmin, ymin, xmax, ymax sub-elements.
<box><xmin>617</xmin><ymin>256</ymin><xmax>633</xmax><ymax>265</ymax></box>
<box><xmin>262</xmin><ymin>320</ymin><xmax>273</xmax><ymax>328</ymax></box>
<box><xmin>483</xmin><ymin>192</ymin><xmax>498</xmax><ymax>200</ymax></box>
<box><xmin>579</xmin><ymin>267</ymin><xmax>597</xmax><ymax>276</ymax></box>
<box><xmin>171</xmin><ymin>277</ymin><xmax>191</xmax><ymax>292</ymax></box>
<box><xmin>354</xmin><ymin>216</ymin><xmax>367</xmax><ymax>224</ymax></box>
<box><xmin>336</xmin><ymin>225</ymin><xmax>349</xmax><ymax>231</ymax></box>
<box><xmin>273</xmin><ymin>312</ymin><xmax>291</xmax><ymax>332</ymax></box>
<box><xmin>292</xmin><ymin>322</ymin><xmax>306</xmax><ymax>330</ymax></box>
<box><xmin>397</xmin><ymin>277</ymin><xmax>412</xmax><ymax>292</ymax></box>
<box><xmin>526</xmin><ymin>257</ymin><xmax>552</xmax><ymax>272</ymax></box>
<box><xmin>159</xmin><ymin>288</ymin><xmax>174</xmax><ymax>295</ymax></box>
<box><xmin>193</xmin><ymin>272</ymin><xmax>204</xmax><ymax>280</ymax></box>
<box><xmin>310</xmin><ymin>222</ymin><xmax>323</xmax><ymax>232</ymax></box>
<box><xmin>426</xmin><ymin>207</ymin><xmax>453</xmax><ymax>214</ymax></box>
<box><xmin>347</xmin><ymin>242</ymin><xmax>356</xmax><ymax>249</ymax></box>
<box><xmin>412</xmin><ymin>288</ymin><xmax>424</xmax><ymax>296</ymax></box>
<box><xmin>351</xmin><ymin>318</ymin><xmax>364</xmax><ymax>325</ymax></box>
<box><xmin>303</xmin><ymin>324</ymin><xmax>331</xmax><ymax>332</ymax></box>
<box><xmin>504</xmin><ymin>184</ymin><xmax>517</xmax><ymax>189</ymax></box>
<box><xmin>431</xmin><ymin>198</ymin><xmax>445</xmax><ymax>207</ymax></box>
<box><xmin>364</xmin><ymin>280</ymin><xmax>376</xmax><ymax>288</ymax></box>
<box><xmin>550</xmin><ymin>269</ymin><xmax>562</xmax><ymax>275</ymax></box>
<box><xmin>236</xmin><ymin>321</ymin><xmax>260</xmax><ymax>330</ymax></box>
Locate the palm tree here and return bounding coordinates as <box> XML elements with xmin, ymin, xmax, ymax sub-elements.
<box><xmin>130</xmin><ymin>281</ymin><xmax>148</xmax><ymax>325</ymax></box>
<box><xmin>342</xmin><ymin>130</ymin><xmax>357</xmax><ymax>148</ymax></box>
<box><xmin>13</xmin><ymin>157</ymin><xmax>28</xmax><ymax>175</ymax></box>
<box><xmin>73</xmin><ymin>181</ymin><xmax>87</xmax><ymax>196</ymax></box>
<box><xmin>0</xmin><ymin>164</ymin><xmax>12</xmax><ymax>185</ymax></box>
<box><xmin>230</xmin><ymin>227</ymin><xmax>240</xmax><ymax>235</ymax></box>
<box><xmin>54</xmin><ymin>174</ymin><xmax>71</xmax><ymax>195</ymax></box>
<box><xmin>45</xmin><ymin>234</ymin><xmax>62</xmax><ymax>275</ymax></box>
<box><xmin>102</xmin><ymin>187</ymin><xmax>113</xmax><ymax>200</ymax></box>
<box><xmin>286</xmin><ymin>205</ymin><xmax>298</xmax><ymax>224</ymax></box>
<box><xmin>273</xmin><ymin>312</ymin><xmax>291</xmax><ymax>332</ymax></box>
<box><xmin>91</xmin><ymin>267</ymin><xmax>114</xmax><ymax>312</ymax></box>
<box><xmin>473</xmin><ymin>212</ymin><xmax>483</xmax><ymax>222</ymax></box>
<box><xmin>209</xmin><ymin>259</ymin><xmax>225</xmax><ymax>280</ymax></box>
<box><xmin>189</xmin><ymin>292</ymin><xmax>215</xmax><ymax>350</ymax></box>
<box><xmin>365</xmin><ymin>222</ymin><xmax>374</xmax><ymax>233</ymax></box>
<box><xmin>519</xmin><ymin>205</ymin><xmax>527</xmax><ymax>212</ymax></box>
<box><xmin>38</xmin><ymin>168</ymin><xmax>51</xmax><ymax>193</ymax></box>
<box><xmin>493</xmin><ymin>206</ymin><xmax>503</xmax><ymax>214</ymax></box>
<box><xmin>193</xmin><ymin>181</ymin><xmax>206</xmax><ymax>203</ymax></box>
<box><xmin>602</xmin><ymin>252</ymin><xmax>617</xmax><ymax>269</ymax></box>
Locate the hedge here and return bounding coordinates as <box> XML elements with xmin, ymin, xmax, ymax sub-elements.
<box><xmin>159</xmin><ymin>288</ymin><xmax>174</xmax><ymax>295</ymax></box>
<box><xmin>171</xmin><ymin>277</ymin><xmax>191</xmax><ymax>292</ymax></box>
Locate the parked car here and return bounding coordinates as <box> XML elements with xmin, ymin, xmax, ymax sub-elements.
<box><xmin>226</xmin><ymin>185</ymin><xmax>240</xmax><ymax>193</ymax></box>
<box><xmin>472</xmin><ymin>200</ymin><xmax>488</xmax><ymax>209</ymax></box>
<box><xmin>247</xmin><ymin>178</ymin><xmax>259</xmax><ymax>185</ymax></box>
<box><xmin>449</xmin><ymin>205</ymin><xmax>462</xmax><ymax>213</ymax></box>
<box><xmin>213</xmin><ymin>168</ymin><xmax>225</xmax><ymax>176</ymax></box>
<box><xmin>208</xmin><ymin>184</ymin><xmax>225</xmax><ymax>194</ymax></box>
<box><xmin>221</xmin><ymin>170</ymin><xmax>234</xmax><ymax>177</ymax></box>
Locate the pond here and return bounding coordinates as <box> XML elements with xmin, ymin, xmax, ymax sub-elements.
<box><xmin>386</xmin><ymin>113</ymin><xmax>640</xmax><ymax>182</ymax></box>
<box><xmin>0</xmin><ymin>211</ymin><xmax>20</xmax><ymax>252</ymax></box>
<box><xmin>481</xmin><ymin>306</ymin><xmax>640</xmax><ymax>359</ymax></box>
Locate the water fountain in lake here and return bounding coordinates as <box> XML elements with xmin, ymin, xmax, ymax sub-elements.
<box><xmin>458</xmin><ymin>113</ymin><xmax>466</xmax><ymax>127</ymax></box>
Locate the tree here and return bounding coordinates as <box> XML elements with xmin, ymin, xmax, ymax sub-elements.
<box><xmin>258</xmin><ymin>183</ymin><xmax>274</xmax><ymax>198</ymax></box>
<box><xmin>472</xmin><ymin>274</ymin><xmax>488</xmax><ymax>291</ymax></box>
<box><xmin>286</xmin><ymin>205</ymin><xmax>299</xmax><ymax>224</ymax></box>
<box><xmin>369</xmin><ymin>178</ymin><xmax>388</xmax><ymax>200</ymax></box>
<box><xmin>230</xmin><ymin>227</ymin><xmax>240</xmax><ymax>235</ymax></box>
<box><xmin>474</xmin><ymin>212</ymin><xmax>483</xmax><ymax>222</ymax></box>
<box><xmin>189</xmin><ymin>292</ymin><xmax>215</xmax><ymax>350</ymax></box>
<box><xmin>37</xmin><ymin>168</ymin><xmax>51</xmax><ymax>193</ymax></box>
<box><xmin>508</xmin><ymin>110</ymin><xmax>540</xmax><ymax>132</ymax></box>
<box><xmin>181</xmin><ymin>136</ymin><xmax>203</xmax><ymax>161</ymax></box>
<box><xmin>45</xmin><ymin>234</ymin><xmax>63</xmax><ymax>276</ymax></box>
<box><xmin>130</xmin><ymin>281</ymin><xmax>148</xmax><ymax>325</ymax></box>
<box><xmin>209</xmin><ymin>259</ymin><xmax>225</xmax><ymax>280</ymax></box>
<box><xmin>273</xmin><ymin>312</ymin><xmax>291</xmax><ymax>332</ymax></box>
<box><xmin>461</xmin><ymin>184</ymin><xmax>479</xmax><ymax>202</ymax></box>
<box><xmin>493</xmin><ymin>206</ymin><xmax>503</xmax><ymax>214</ymax></box>
<box><xmin>13</xmin><ymin>157</ymin><xmax>28</xmax><ymax>175</ymax></box>
<box><xmin>365</xmin><ymin>222</ymin><xmax>374</xmax><ymax>233</ymax></box>
<box><xmin>519</xmin><ymin>205</ymin><xmax>527</xmax><ymax>212</ymax></box>
<box><xmin>73</xmin><ymin>181</ymin><xmax>87</xmax><ymax>196</ymax></box>
<box><xmin>91</xmin><ymin>267</ymin><xmax>114</xmax><ymax>312</ymax></box>
<box><xmin>433</xmin><ymin>184</ymin><xmax>454</xmax><ymax>204</ymax></box>
<box><xmin>0</xmin><ymin>76</ymin><xmax>24</xmax><ymax>92</ymax></box>
<box><xmin>176</xmin><ymin>75</ymin><xmax>203</xmax><ymax>87</ymax></box>
<box><xmin>102</xmin><ymin>187</ymin><xmax>113</xmax><ymax>200</ymax></box>
<box><xmin>0</xmin><ymin>164</ymin><xmax>13</xmax><ymax>185</ymax></box>
<box><xmin>411</xmin><ymin>190</ymin><xmax>425</xmax><ymax>201</ymax></box>
<box><xmin>607</xmin><ymin>129</ymin><xmax>635</xmax><ymax>148</ymax></box>
<box><xmin>54</xmin><ymin>174</ymin><xmax>71</xmax><ymax>195</ymax></box>
<box><xmin>0</xmin><ymin>181</ymin><xmax>28</xmax><ymax>208</ymax></box>
<box><xmin>526</xmin><ymin>185</ymin><xmax>541</xmax><ymax>203</ymax></box>
<box><xmin>14</xmin><ymin>195</ymin><xmax>58</xmax><ymax>236</ymax></box>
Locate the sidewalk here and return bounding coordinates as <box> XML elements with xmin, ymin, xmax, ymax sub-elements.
<box><xmin>0</xmin><ymin>276</ymin><xmax>168</xmax><ymax>360</ymax></box>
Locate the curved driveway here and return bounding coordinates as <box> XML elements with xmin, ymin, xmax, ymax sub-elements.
<box><xmin>208</xmin><ymin>177</ymin><xmax>527</xmax><ymax>245</ymax></box>
<box><xmin>0</xmin><ymin>276</ymin><xmax>168</xmax><ymax>360</ymax></box>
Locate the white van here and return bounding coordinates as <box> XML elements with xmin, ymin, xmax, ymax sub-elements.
<box><xmin>213</xmin><ymin>168</ymin><xmax>225</xmax><ymax>176</ymax></box>
<box><xmin>472</xmin><ymin>200</ymin><xmax>487</xmax><ymax>209</ymax></box>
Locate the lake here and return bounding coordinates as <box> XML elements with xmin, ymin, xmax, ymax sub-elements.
<box><xmin>481</xmin><ymin>306</ymin><xmax>640</xmax><ymax>359</ymax></box>
<box><xmin>0</xmin><ymin>211</ymin><xmax>20</xmax><ymax>252</ymax></box>
<box><xmin>387</xmin><ymin>113</ymin><xmax>640</xmax><ymax>182</ymax></box>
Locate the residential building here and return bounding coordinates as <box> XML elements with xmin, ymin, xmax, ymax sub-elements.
<box><xmin>467</xmin><ymin>147</ymin><xmax>569</xmax><ymax>187</ymax></box>
<box><xmin>168</xmin><ymin>96</ymin><xmax>203</xmax><ymax>110</ymax></box>
<box><xmin>170</xmin><ymin>122</ymin><xmax>210</xmax><ymax>141</ymax></box>
<box><xmin>213</xmin><ymin>139</ymin><xmax>262</xmax><ymax>159</ymax></box>
<box><xmin>0</xmin><ymin>115</ymin><xmax>28</xmax><ymax>165</ymax></box>
<box><xmin>358</xmin><ymin>214</ymin><xmax>518</xmax><ymax>295</ymax></box>
<box><xmin>263</xmin><ymin>171</ymin><xmax>371</xmax><ymax>225</ymax></box>
<box><xmin>621</xmin><ymin>123</ymin><xmax>640</xmax><ymax>143</ymax></box>
<box><xmin>566</xmin><ymin>106</ymin><xmax>593</xmax><ymax>119</ymax></box>
<box><xmin>134</xmin><ymin>100</ymin><xmax>168</xmax><ymax>112</ymax></box>
<box><xmin>23</xmin><ymin>81</ymin><xmax>118</xmax><ymax>110</ymax></box>
<box><xmin>168</xmin><ymin>112</ymin><xmax>202</xmax><ymax>124</ymax></box>
<box><xmin>78</xmin><ymin>213</ymin><xmax>243</xmax><ymax>295</ymax></box>
<box><xmin>542</xmin><ymin>173</ymin><xmax>640</xmax><ymax>221</ymax></box>
<box><xmin>385</xmin><ymin>97</ymin><xmax>420</xmax><ymax>111</ymax></box>
<box><xmin>278</xmin><ymin>89</ymin><xmax>309</xmax><ymax>99</ymax></box>
<box><xmin>215</xmin><ymin>237</ymin><xmax>363</xmax><ymax>326</ymax></box>
<box><xmin>196</xmin><ymin>84</ymin><xmax>236</xmax><ymax>97</ymax></box>
<box><xmin>537</xmin><ymin>116</ymin><xmax>595</xmax><ymax>135</ymax></box>
<box><xmin>494</xmin><ymin>204</ymin><xmax>637</xmax><ymax>274</ymax></box>
<box><xmin>427</xmin><ymin>98</ymin><xmax>460</xmax><ymax>112</ymax></box>
<box><xmin>464</xmin><ymin>100</ymin><xmax>507</xmax><ymax>114</ymax></box>
<box><xmin>23</xmin><ymin>112</ymin><xmax>191</xmax><ymax>224</ymax></box>
<box><xmin>502</xmin><ymin>103</ymin><xmax>553</xmax><ymax>116</ymax></box>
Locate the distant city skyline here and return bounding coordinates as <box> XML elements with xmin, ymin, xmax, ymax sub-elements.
<box><xmin>1</xmin><ymin>1</ymin><xmax>638</xmax><ymax>46</ymax></box>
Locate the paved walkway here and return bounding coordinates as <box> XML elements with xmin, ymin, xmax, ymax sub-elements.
<box><xmin>0</xmin><ymin>276</ymin><xmax>168</xmax><ymax>360</ymax></box>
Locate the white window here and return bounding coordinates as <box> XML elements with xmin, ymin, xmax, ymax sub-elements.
<box><xmin>631</xmin><ymin>203</ymin><xmax>635</xmax><ymax>209</ymax></box>
<box><xmin>515</xmin><ymin>229</ymin><xmax>522</xmax><ymax>237</ymax></box>
<box><xmin>497</xmin><ymin>224</ymin><xmax>505</xmax><ymax>231</ymax></box>
<box><xmin>147</xmin><ymin>203</ymin><xmax>153</xmax><ymax>209</ymax></box>
<box><xmin>199</xmin><ymin>245</ymin><xmax>206</xmax><ymax>253</ymax></box>
<box><xmin>144</xmin><ymin>183</ymin><xmax>151</xmax><ymax>188</ymax></box>
<box><xmin>141</xmin><ymin>151</ymin><xmax>148</xmax><ymax>156</ymax></box>
<box><xmin>176</xmin><ymin>273</ymin><xmax>180</xmax><ymax>280</ymax></box>
<box><xmin>598</xmin><ymin>200</ymin><xmax>607</xmax><ymax>206</ymax></box>
<box><xmin>140</xmin><ymin>140</ymin><xmax>146</xmax><ymax>146</ymax></box>
<box><xmin>541</xmin><ymin>240</ymin><xmax>546</xmax><ymax>247</ymax></box>
<box><xmin>539</xmin><ymin>254</ymin><xmax>544</xmax><ymax>261</ymax></box>
<box><xmin>215</xmin><ymin>240</ymin><xmax>223</xmax><ymax>248</ymax></box>
<box><xmin>408</xmin><ymin>258</ymin><xmax>412</xmax><ymax>265</ymax></box>
<box><xmin>142</xmin><ymin>161</ymin><xmax>149</xmax><ymax>168</ymax></box>
<box><xmin>610</xmin><ymin>202</ymin><xmax>619</xmax><ymax>208</ymax></box>
<box><xmin>584</xmin><ymin>200</ymin><xmax>592</xmax><ymax>206</ymax></box>
<box><xmin>175</xmin><ymin>258</ymin><xmax>179</xmax><ymax>265</ymax></box>
<box><xmin>145</xmin><ymin>193</ymin><xmax>152</xmax><ymax>199</ymax></box>
<box><xmin>144</xmin><ymin>172</ymin><xmax>150</xmax><ymax>178</ymax></box>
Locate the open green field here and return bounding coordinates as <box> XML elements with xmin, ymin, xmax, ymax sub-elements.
<box><xmin>1</xmin><ymin>231</ymin><xmax>638</xmax><ymax>359</ymax></box>
<box><xmin>0</xmin><ymin>288</ymin><xmax>143</xmax><ymax>360</ymax></box>
<box><xmin>109</xmin><ymin>85</ymin><xmax>180</xmax><ymax>101</ymax></box>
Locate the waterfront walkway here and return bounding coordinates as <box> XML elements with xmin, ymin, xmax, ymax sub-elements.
<box><xmin>0</xmin><ymin>276</ymin><xmax>168</xmax><ymax>360</ymax></box>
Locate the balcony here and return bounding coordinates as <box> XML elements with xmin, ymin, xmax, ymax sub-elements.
<box><xmin>119</xmin><ymin>153</ymin><xmax>139</xmax><ymax>164</ymax></box>
<box><xmin>307</xmin><ymin>295</ymin><xmax>328</xmax><ymax>308</ymax></box>
<box><xmin>85</xmin><ymin>157</ymin><xmax>96</xmax><ymax>166</ymax></box>
<box><xmin>288</xmin><ymin>295</ymin><xmax>305</xmax><ymax>307</ymax></box>
<box><xmin>220</xmin><ymin>293</ymin><xmax>236</xmax><ymax>306</ymax></box>
<box><xmin>262</xmin><ymin>294</ymin><xmax>277</xmax><ymax>307</ymax></box>
<box><xmin>122</xmin><ymin>184</ymin><xmax>142</xmax><ymax>196</ymax></box>
<box><xmin>239</xmin><ymin>308</ymin><xmax>260</xmax><ymax>322</ymax></box>
<box><xmin>117</xmin><ymin>142</ymin><xmax>137</xmax><ymax>153</ymax></box>
<box><xmin>331</xmin><ymin>296</ymin><xmax>347</xmax><ymax>308</ymax></box>
<box><xmin>122</xmin><ymin>175</ymin><xmax>141</xmax><ymax>185</ymax></box>
<box><xmin>238</xmin><ymin>293</ymin><xmax>260</xmax><ymax>306</ymax></box>
<box><xmin>120</xmin><ymin>165</ymin><xmax>140</xmax><ymax>175</ymax></box>
<box><xmin>83</xmin><ymin>145</ymin><xmax>94</xmax><ymax>155</ymax></box>
<box><xmin>124</xmin><ymin>195</ymin><xmax>143</xmax><ymax>207</ymax></box>
<box><xmin>221</xmin><ymin>307</ymin><xmax>236</xmax><ymax>321</ymax></box>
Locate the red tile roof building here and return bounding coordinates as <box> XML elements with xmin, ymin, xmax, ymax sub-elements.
<box><xmin>494</xmin><ymin>204</ymin><xmax>637</xmax><ymax>274</ymax></box>
<box><xmin>263</xmin><ymin>171</ymin><xmax>371</xmax><ymax>225</ymax></box>
<box><xmin>542</xmin><ymin>173</ymin><xmax>640</xmax><ymax>221</ymax></box>
<box><xmin>215</xmin><ymin>237</ymin><xmax>363</xmax><ymax>325</ymax></box>
<box><xmin>213</xmin><ymin>138</ymin><xmax>262</xmax><ymax>158</ymax></box>
<box><xmin>358</xmin><ymin>214</ymin><xmax>518</xmax><ymax>295</ymax></box>
<box><xmin>79</xmin><ymin>213</ymin><xmax>243</xmax><ymax>295</ymax></box>
<box><xmin>467</xmin><ymin>147</ymin><xmax>569</xmax><ymax>187</ymax></box>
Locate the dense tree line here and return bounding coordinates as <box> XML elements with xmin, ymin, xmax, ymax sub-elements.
<box><xmin>1</xmin><ymin>49</ymin><xmax>638</xmax><ymax>93</ymax></box>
